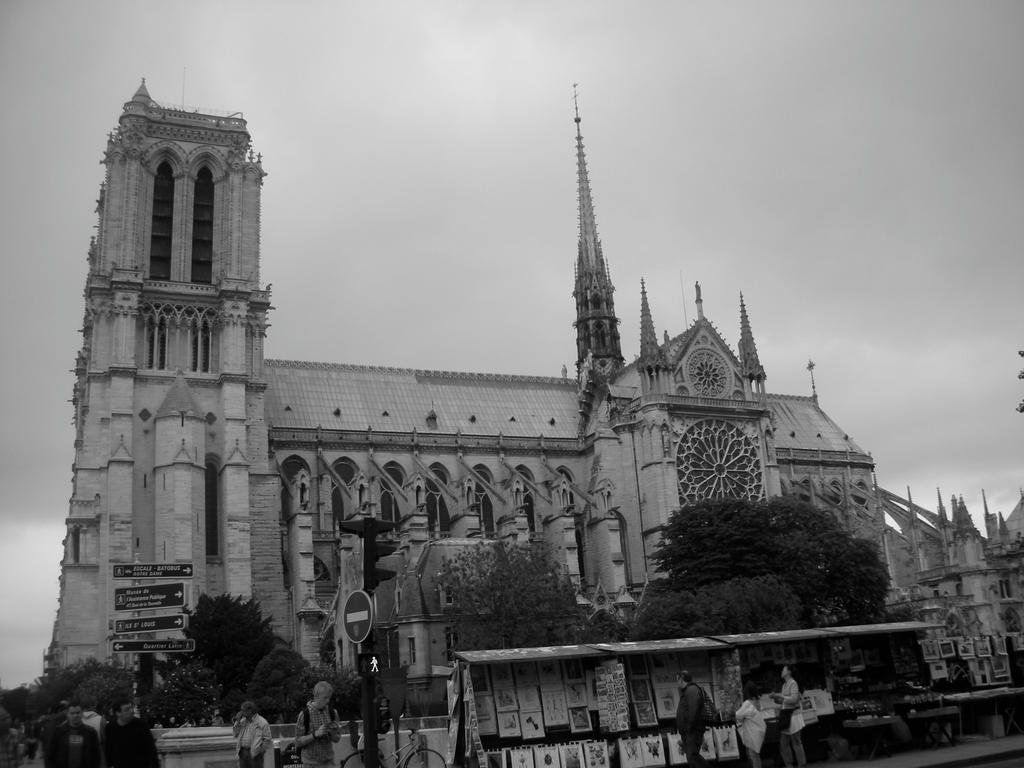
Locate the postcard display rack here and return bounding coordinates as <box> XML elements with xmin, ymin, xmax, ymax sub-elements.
<box><xmin>463</xmin><ymin>652</ymin><xmax>743</xmax><ymax>768</ymax></box>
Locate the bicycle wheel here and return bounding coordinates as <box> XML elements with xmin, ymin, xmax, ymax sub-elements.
<box><xmin>400</xmin><ymin>747</ymin><xmax>447</xmax><ymax>768</ymax></box>
<box><xmin>341</xmin><ymin>750</ymin><xmax>367</xmax><ymax>768</ymax></box>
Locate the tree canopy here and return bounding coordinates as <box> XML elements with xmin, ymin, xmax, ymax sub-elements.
<box><xmin>652</xmin><ymin>496</ymin><xmax>890</xmax><ymax>627</ymax></box>
<box><xmin>142</xmin><ymin>661</ymin><xmax>220</xmax><ymax>725</ymax></box>
<box><xmin>29</xmin><ymin>659</ymin><xmax>135</xmax><ymax>719</ymax></box>
<box><xmin>180</xmin><ymin>594</ymin><xmax>276</xmax><ymax>704</ymax></box>
<box><xmin>436</xmin><ymin>542</ymin><xmax>581</xmax><ymax>650</ymax></box>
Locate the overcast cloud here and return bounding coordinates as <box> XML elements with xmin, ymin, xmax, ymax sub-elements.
<box><xmin>1</xmin><ymin>0</ymin><xmax>1021</xmax><ymax>688</ymax></box>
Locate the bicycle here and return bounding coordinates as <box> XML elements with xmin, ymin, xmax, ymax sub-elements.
<box><xmin>340</xmin><ymin>728</ymin><xmax>447</xmax><ymax>768</ymax></box>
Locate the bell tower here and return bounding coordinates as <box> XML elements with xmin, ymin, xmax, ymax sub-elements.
<box><xmin>51</xmin><ymin>81</ymin><xmax>277</xmax><ymax>669</ymax></box>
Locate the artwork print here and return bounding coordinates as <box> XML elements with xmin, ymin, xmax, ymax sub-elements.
<box><xmin>518</xmin><ymin>686</ymin><xmax>541</xmax><ymax>711</ymax></box>
<box><xmin>938</xmin><ymin>639</ymin><xmax>956</xmax><ymax>659</ymax></box>
<box><xmin>569</xmin><ymin>706</ymin><xmax>592</xmax><ymax>734</ymax></box>
<box><xmin>559</xmin><ymin>743</ymin><xmax>583</xmax><ymax>768</ymax></box>
<box><xmin>583</xmin><ymin>740</ymin><xmax>609</xmax><ymax>768</ymax></box>
<box><xmin>654</xmin><ymin>687</ymin><xmax>678</xmax><ymax>720</ymax></box>
<box><xmin>566</xmin><ymin>681</ymin><xmax>588</xmax><ymax>707</ymax></box>
<box><xmin>541</xmin><ymin>689</ymin><xmax>570</xmax><ymax>727</ymax></box>
<box><xmin>665</xmin><ymin>732</ymin><xmax>687</xmax><ymax>766</ymax></box>
<box><xmin>495</xmin><ymin>687</ymin><xmax>519</xmax><ymax>712</ymax></box>
<box><xmin>491</xmin><ymin>664</ymin><xmax>514</xmax><ymax>686</ymax></box>
<box><xmin>640</xmin><ymin>735</ymin><xmax>666</xmax><ymax>767</ymax></box>
<box><xmin>629</xmin><ymin>678</ymin><xmax>652</xmax><ymax>702</ymax></box>
<box><xmin>618</xmin><ymin>737</ymin><xmax>644</xmax><ymax>768</ymax></box>
<box><xmin>509</xmin><ymin>748</ymin><xmax>534</xmax><ymax>768</ymax></box>
<box><xmin>520</xmin><ymin>710</ymin><xmax>546</xmax><ymax>740</ymax></box>
<box><xmin>633</xmin><ymin>702</ymin><xmax>658</xmax><ymax>728</ymax></box>
<box><xmin>499</xmin><ymin>711</ymin><xmax>522</xmax><ymax>738</ymax></box>
<box><xmin>533</xmin><ymin>745</ymin><xmax>560</xmax><ymax>768</ymax></box>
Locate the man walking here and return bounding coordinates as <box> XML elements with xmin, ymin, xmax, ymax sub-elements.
<box><xmin>232</xmin><ymin>702</ymin><xmax>272</xmax><ymax>768</ymax></box>
<box><xmin>104</xmin><ymin>701</ymin><xmax>158</xmax><ymax>768</ymax></box>
<box><xmin>45</xmin><ymin>701</ymin><xmax>101</xmax><ymax>768</ymax></box>
<box><xmin>675</xmin><ymin>671</ymin><xmax>711</xmax><ymax>768</ymax></box>
<box><xmin>0</xmin><ymin>707</ymin><xmax>22</xmax><ymax>768</ymax></box>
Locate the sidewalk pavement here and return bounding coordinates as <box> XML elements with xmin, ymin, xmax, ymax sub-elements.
<box><xmin>772</xmin><ymin>733</ymin><xmax>1024</xmax><ymax>768</ymax></box>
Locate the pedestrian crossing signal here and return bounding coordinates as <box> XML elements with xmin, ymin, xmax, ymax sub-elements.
<box><xmin>358</xmin><ymin>652</ymin><xmax>381</xmax><ymax>676</ymax></box>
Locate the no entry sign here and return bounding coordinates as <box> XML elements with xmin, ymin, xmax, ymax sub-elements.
<box><xmin>342</xmin><ymin>589</ymin><xmax>374</xmax><ymax>644</ymax></box>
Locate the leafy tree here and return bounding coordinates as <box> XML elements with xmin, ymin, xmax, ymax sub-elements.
<box><xmin>30</xmin><ymin>659</ymin><xmax>133</xmax><ymax>718</ymax></box>
<box><xmin>179</xmin><ymin>594</ymin><xmax>276</xmax><ymax>704</ymax></box>
<box><xmin>246</xmin><ymin>649</ymin><xmax>310</xmax><ymax>722</ymax></box>
<box><xmin>436</xmin><ymin>542</ymin><xmax>581</xmax><ymax>650</ymax></box>
<box><xmin>653</xmin><ymin>496</ymin><xmax>890</xmax><ymax>627</ymax></box>
<box><xmin>74</xmin><ymin>663</ymin><xmax>135</xmax><ymax>716</ymax></box>
<box><xmin>143</xmin><ymin>662</ymin><xmax>220</xmax><ymax>725</ymax></box>
<box><xmin>1</xmin><ymin>686</ymin><xmax>30</xmax><ymax>722</ymax></box>
<box><xmin>632</xmin><ymin>576</ymin><xmax>802</xmax><ymax>640</ymax></box>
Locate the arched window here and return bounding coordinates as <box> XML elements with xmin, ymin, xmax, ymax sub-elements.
<box><xmin>331</xmin><ymin>485</ymin><xmax>344</xmax><ymax>529</ymax></box>
<box><xmin>380</xmin><ymin>463</ymin><xmax>404</xmax><ymax>524</ymax></box>
<box><xmin>191</xmin><ymin>167</ymin><xmax>214</xmax><ymax>283</ymax></box>
<box><xmin>575</xmin><ymin>526</ymin><xmax>587</xmax><ymax>583</ymax></box>
<box><xmin>71</xmin><ymin>526</ymin><xmax>81</xmax><ymax>564</ymax></box>
<box><xmin>205</xmin><ymin>460</ymin><xmax>219</xmax><ymax>556</ymax></box>
<box><xmin>190</xmin><ymin>317</ymin><xmax>213</xmax><ymax>373</ymax></box>
<box><xmin>150</xmin><ymin>162</ymin><xmax>174</xmax><ymax>279</ymax></box>
<box><xmin>334</xmin><ymin>458</ymin><xmax>357</xmax><ymax>486</ymax></box>
<box><xmin>557</xmin><ymin>469</ymin><xmax>576</xmax><ymax>511</ymax></box>
<box><xmin>146</xmin><ymin>316</ymin><xmax>168</xmax><ymax>370</ymax></box>
<box><xmin>472</xmin><ymin>465</ymin><xmax>495</xmax><ymax>535</ymax></box>
<box><xmin>516</xmin><ymin>466</ymin><xmax>537</xmax><ymax>533</ymax></box>
<box><xmin>426</xmin><ymin>464</ymin><xmax>450</xmax><ymax>536</ymax></box>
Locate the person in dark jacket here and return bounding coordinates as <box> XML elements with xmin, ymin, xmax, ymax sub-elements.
<box><xmin>675</xmin><ymin>671</ymin><xmax>711</xmax><ymax>768</ymax></box>
<box><xmin>45</xmin><ymin>701</ymin><xmax>101</xmax><ymax>768</ymax></box>
<box><xmin>104</xmin><ymin>700</ymin><xmax>158</xmax><ymax>768</ymax></box>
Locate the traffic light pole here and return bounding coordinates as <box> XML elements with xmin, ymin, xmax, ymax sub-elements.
<box><xmin>361</xmin><ymin>517</ymin><xmax>380</xmax><ymax>768</ymax></box>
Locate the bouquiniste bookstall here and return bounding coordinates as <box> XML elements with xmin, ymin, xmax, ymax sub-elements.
<box><xmin>447</xmin><ymin>622</ymin><xmax>943</xmax><ymax>767</ymax></box>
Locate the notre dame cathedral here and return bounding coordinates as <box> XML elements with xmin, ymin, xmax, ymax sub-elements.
<box><xmin>53</xmin><ymin>81</ymin><xmax>942</xmax><ymax>709</ymax></box>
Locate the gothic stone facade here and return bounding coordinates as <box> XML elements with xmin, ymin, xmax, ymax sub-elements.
<box><xmin>50</xmin><ymin>85</ymin><xmax>884</xmax><ymax>707</ymax></box>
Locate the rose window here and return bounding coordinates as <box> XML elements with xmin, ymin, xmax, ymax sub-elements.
<box><xmin>686</xmin><ymin>349</ymin><xmax>729</xmax><ymax>397</ymax></box>
<box><xmin>676</xmin><ymin>419</ymin><xmax>763</xmax><ymax>503</ymax></box>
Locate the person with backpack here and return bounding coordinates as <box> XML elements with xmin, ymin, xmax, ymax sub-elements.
<box><xmin>292</xmin><ymin>681</ymin><xmax>340</xmax><ymax>768</ymax></box>
<box><xmin>675</xmin><ymin>670</ymin><xmax>712</xmax><ymax>768</ymax></box>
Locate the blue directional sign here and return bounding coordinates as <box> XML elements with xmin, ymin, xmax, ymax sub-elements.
<box><xmin>113</xmin><ymin>583</ymin><xmax>186</xmax><ymax>612</ymax></box>
<box><xmin>114</xmin><ymin>613</ymin><xmax>187</xmax><ymax>635</ymax></box>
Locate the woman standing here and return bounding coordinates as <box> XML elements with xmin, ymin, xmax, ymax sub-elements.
<box><xmin>735</xmin><ymin>682</ymin><xmax>766</xmax><ymax>768</ymax></box>
<box><xmin>770</xmin><ymin>665</ymin><xmax>805</xmax><ymax>768</ymax></box>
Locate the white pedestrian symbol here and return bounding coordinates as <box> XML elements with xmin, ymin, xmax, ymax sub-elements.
<box><xmin>370</xmin><ymin>656</ymin><xmax>379</xmax><ymax>673</ymax></box>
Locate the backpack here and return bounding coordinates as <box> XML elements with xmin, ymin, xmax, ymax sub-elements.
<box><xmin>689</xmin><ymin>683</ymin><xmax>715</xmax><ymax>725</ymax></box>
<box><xmin>293</xmin><ymin>705</ymin><xmax>339</xmax><ymax>759</ymax></box>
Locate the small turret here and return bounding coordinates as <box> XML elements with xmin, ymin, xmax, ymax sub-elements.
<box><xmin>638</xmin><ymin>279</ymin><xmax>668</xmax><ymax>395</ymax></box>
<box><xmin>738</xmin><ymin>292</ymin><xmax>766</xmax><ymax>398</ymax></box>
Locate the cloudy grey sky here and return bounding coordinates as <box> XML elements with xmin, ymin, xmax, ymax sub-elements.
<box><xmin>1</xmin><ymin>0</ymin><xmax>1021</xmax><ymax>687</ymax></box>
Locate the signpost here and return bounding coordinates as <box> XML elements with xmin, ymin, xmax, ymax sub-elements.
<box><xmin>112</xmin><ymin>563</ymin><xmax>194</xmax><ymax>579</ymax></box>
<box><xmin>342</xmin><ymin>590</ymin><xmax>374</xmax><ymax>644</ymax></box>
<box><xmin>110</xmin><ymin>639</ymin><xmax>195</xmax><ymax>653</ymax></box>
<box><xmin>113</xmin><ymin>583</ymin><xmax>186</xmax><ymax>612</ymax></box>
<box><xmin>114</xmin><ymin>614</ymin><xmax>187</xmax><ymax>635</ymax></box>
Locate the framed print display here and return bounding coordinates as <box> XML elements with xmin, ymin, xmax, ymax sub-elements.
<box><xmin>994</xmin><ymin>636</ymin><xmax>1008</xmax><ymax>655</ymax></box>
<box><xmin>585</xmin><ymin>670</ymin><xmax>599</xmax><ymax>709</ymax></box>
<box><xmin>521</xmin><ymin>710</ymin><xmax>545</xmax><ymax>740</ymax></box>
<box><xmin>633</xmin><ymin>702</ymin><xmax>658</xmax><ymax>729</ymax></box>
<box><xmin>654</xmin><ymin>687</ymin><xmax>679</xmax><ymax>720</ymax></box>
<box><xmin>938</xmin><ymin>639</ymin><xmax>956</xmax><ymax>658</ymax></box>
<box><xmin>849</xmin><ymin>649</ymin><xmax>865</xmax><ymax>672</ymax></box>
<box><xmin>639</xmin><ymin>735</ymin><xmax>666</xmax><ymax>767</ymax></box>
<box><xmin>476</xmin><ymin>695</ymin><xmax>498</xmax><ymax>735</ymax></box>
<box><xmin>471</xmin><ymin>665</ymin><xmax>492</xmax><ymax>693</ymax></box>
<box><xmin>515</xmin><ymin>663</ymin><xmax>540</xmax><ymax>686</ymax></box>
<box><xmin>957</xmin><ymin>638</ymin><xmax>975</xmax><ymax>659</ymax></box>
<box><xmin>665</xmin><ymin>732</ymin><xmax>686</xmax><ymax>766</ymax></box>
<box><xmin>582</xmin><ymin>740</ymin><xmax>609</xmax><ymax>768</ymax></box>
<box><xmin>991</xmin><ymin>653</ymin><xmax>1011</xmax><ymax>681</ymax></box>
<box><xmin>541</xmin><ymin>688</ymin><xmax>570</xmax><ymax>727</ymax></box>
<box><xmin>976</xmin><ymin>637</ymin><xmax>993</xmax><ymax>658</ymax></box>
<box><xmin>712</xmin><ymin>727</ymin><xmax>739</xmax><ymax>760</ymax></box>
<box><xmin>568</xmin><ymin>706</ymin><xmax>592</xmax><ymax>734</ymax></box>
<box><xmin>491</xmin><ymin>664</ymin><xmax>514</xmax><ymax>687</ymax></box>
<box><xmin>618</xmin><ymin>737</ymin><xmax>644</xmax><ymax>768</ymax></box>
<box><xmin>563</xmin><ymin>658</ymin><xmax>585</xmax><ymax>682</ymax></box>
<box><xmin>518</xmin><ymin>686</ymin><xmax>542</xmax><ymax>711</ymax></box>
<box><xmin>629</xmin><ymin>678</ymin><xmax>652</xmax><ymax>702</ymax></box>
<box><xmin>533</xmin><ymin>745</ymin><xmax>560</xmax><ymax>768</ymax></box>
<box><xmin>559</xmin><ymin>743</ymin><xmax>583</xmax><ymax>768</ymax></box>
<box><xmin>538</xmin><ymin>659</ymin><xmax>561</xmax><ymax>686</ymax></box>
<box><xmin>484</xmin><ymin>753</ymin><xmax>505</xmax><ymax>768</ymax></box>
<box><xmin>566</xmin><ymin>681</ymin><xmax>588</xmax><ymax>708</ymax></box>
<box><xmin>498</xmin><ymin>711</ymin><xmax>522</xmax><ymax>738</ymax></box>
<box><xmin>508</xmin><ymin>748</ymin><xmax>534</xmax><ymax>768</ymax></box>
<box><xmin>920</xmin><ymin>640</ymin><xmax>940</xmax><ymax>662</ymax></box>
<box><xmin>927</xmin><ymin>660</ymin><xmax>948</xmax><ymax>681</ymax></box>
<box><xmin>968</xmin><ymin>659</ymin><xmax>991</xmax><ymax>687</ymax></box>
<box><xmin>495</xmin><ymin>687</ymin><xmax>519</xmax><ymax>712</ymax></box>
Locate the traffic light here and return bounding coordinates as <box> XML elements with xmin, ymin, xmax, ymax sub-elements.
<box><xmin>357</xmin><ymin>652</ymin><xmax>381</xmax><ymax>676</ymax></box>
<box><xmin>339</xmin><ymin>515</ymin><xmax>398</xmax><ymax>593</ymax></box>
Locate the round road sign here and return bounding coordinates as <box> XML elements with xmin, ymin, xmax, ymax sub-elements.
<box><xmin>342</xmin><ymin>589</ymin><xmax>374</xmax><ymax>644</ymax></box>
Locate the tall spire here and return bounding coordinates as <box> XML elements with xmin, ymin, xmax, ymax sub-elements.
<box><xmin>937</xmin><ymin>487</ymin><xmax>948</xmax><ymax>523</ymax></box>
<box><xmin>571</xmin><ymin>85</ymin><xmax>622</xmax><ymax>381</ymax></box>
<box><xmin>639</xmin><ymin>279</ymin><xmax>659</xmax><ymax>360</ymax></box>
<box><xmin>738</xmin><ymin>293</ymin><xmax>766</xmax><ymax>394</ymax></box>
<box><xmin>574</xmin><ymin>85</ymin><xmax>603</xmax><ymax>274</ymax></box>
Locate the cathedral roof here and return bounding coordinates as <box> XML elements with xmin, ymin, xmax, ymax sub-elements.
<box><xmin>155</xmin><ymin>371</ymin><xmax>201</xmax><ymax>419</ymax></box>
<box><xmin>263</xmin><ymin>360</ymin><xmax>580</xmax><ymax>438</ymax></box>
<box><xmin>765</xmin><ymin>393</ymin><xmax>866</xmax><ymax>454</ymax></box>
